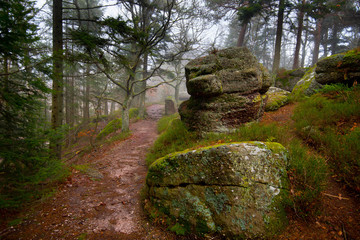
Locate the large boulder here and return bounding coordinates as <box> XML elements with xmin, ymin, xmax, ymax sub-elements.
<box><xmin>265</xmin><ymin>87</ymin><xmax>290</xmax><ymax>112</ymax></box>
<box><xmin>185</xmin><ymin>47</ymin><xmax>271</xmax><ymax>96</ymax></box>
<box><xmin>146</xmin><ymin>141</ymin><xmax>289</xmax><ymax>239</ymax></box>
<box><xmin>180</xmin><ymin>47</ymin><xmax>270</xmax><ymax>132</ymax></box>
<box><xmin>316</xmin><ymin>48</ymin><xmax>360</xmax><ymax>85</ymax></box>
<box><xmin>179</xmin><ymin>92</ymin><xmax>267</xmax><ymax>132</ymax></box>
<box><xmin>291</xmin><ymin>67</ymin><xmax>322</xmax><ymax>100</ymax></box>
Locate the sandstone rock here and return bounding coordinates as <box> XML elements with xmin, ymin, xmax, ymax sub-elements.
<box><xmin>291</xmin><ymin>67</ymin><xmax>322</xmax><ymax>99</ymax></box>
<box><xmin>146</xmin><ymin>141</ymin><xmax>289</xmax><ymax>239</ymax></box>
<box><xmin>165</xmin><ymin>98</ymin><xmax>176</xmax><ymax>115</ymax></box>
<box><xmin>316</xmin><ymin>49</ymin><xmax>360</xmax><ymax>85</ymax></box>
<box><xmin>180</xmin><ymin>47</ymin><xmax>270</xmax><ymax>132</ymax></box>
<box><xmin>265</xmin><ymin>87</ymin><xmax>290</xmax><ymax>112</ymax></box>
<box><xmin>179</xmin><ymin>92</ymin><xmax>267</xmax><ymax>132</ymax></box>
<box><xmin>185</xmin><ymin>47</ymin><xmax>271</xmax><ymax>96</ymax></box>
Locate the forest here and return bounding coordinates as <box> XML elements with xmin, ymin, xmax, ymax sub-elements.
<box><xmin>0</xmin><ymin>0</ymin><xmax>360</xmax><ymax>239</ymax></box>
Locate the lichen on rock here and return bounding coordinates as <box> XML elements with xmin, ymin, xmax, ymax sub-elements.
<box><xmin>265</xmin><ymin>87</ymin><xmax>290</xmax><ymax>112</ymax></box>
<box><xmin>146</xmin><ymin>141</ymin><xmax>289</xmax><ymax>238</ymax></box>
<box><xmin>315</xmin><ymin>48</ymin><xmax>360</xmax><ymax>85</ymax></box>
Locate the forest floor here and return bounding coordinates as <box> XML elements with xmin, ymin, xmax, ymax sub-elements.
<box><xmin>1</xmin><ymin>104</ymin><xmax>360</xmax><ymax>240</ymax></box>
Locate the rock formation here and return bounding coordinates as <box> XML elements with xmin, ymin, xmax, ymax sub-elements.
<box><xmin>165</xmin><ymin>98</ymin><xmax>176</xmax><ymax>115</ymax></box>
<box><xmin>275</xmin><ymin>68</ymin><xmax>307</xmax><ymax>91</ymax></box>
<box><xmin>265</xmin><ymin>87</ymin><xmax>290</xmax><ymax>111</ymax></box>
<box><xmin>145</xmin><ymin>141</ymin><xmax>289</xmax><ymax>238</ymax></box>
<box><xmin>179</xmin><ymin>47</ymin><xmax>271</xmax><ymax>132</ymax></box>
<box><xmin>316</xmin><ymin>48</ymin><xmax>360</xmax><ymax>85</ymax></box>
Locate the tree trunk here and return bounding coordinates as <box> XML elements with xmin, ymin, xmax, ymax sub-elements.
<box><xmin>51</xmin><ymin>0</ymin><xmax>63</xmax><ymax>159</ymax></box>
<box><xmin>138</xmin><ymin>52</ymin><xmax>148</xmax><ymax>118</ymax></box>
<box><xmin>237</xmin><ymin>22</ymin><xmax>248</xmax><ymax>47</ymax></box>
<box><xmin>104</xmin><ymin>99</ymin><xmax>108</xmax><ymax>115</ymax></box>
<box><xmin>301</xmin><ymin>18</ymin><xmax>309</xmax><ymax>68</ymax></box>
<box><xmin>110</xmin><ymin>101</ymin><xmax>115</xmax><ymax>113</ymax></box>
<box><xmin>292</xmin><ymin>0</ymin><xmax>305</xmax><ymax>69</ymax></box>
<box><xmin>331</xmin><ymin>23</ymin><xmax>339</xmax><ymax>55</ymax></box>
<box><xmin>121</xmin><ymin>96</ymin><xmax>132</xmax><ymax>132</ymax></box>
<box><xmin>312</xmin><ymin>18</ymin><xmax>323</xmax><ymax>65</ymax></box>
<box><xmin>322</xmin><ymin>27</ymin><xmax>328</xmax><ymax>57</ymax></box>
<box><xmin>83</xmin><ymin>65</ymin><xmax>90</xmax><ymax>123</ymax></box>
<box><xmin>272</xmin><ymin>0</ymin><xmax>285</xmax><ymax>73</ymax></box>
<box><xmin>174</xmin><ymin>83</ymin><xmax>180</xmax><ymax>107</ymax></box>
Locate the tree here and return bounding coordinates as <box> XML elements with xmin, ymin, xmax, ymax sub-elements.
<box><xmin>272</xmin><ymin>0</ymin><xmax>285</xmax><ymax>73</ymax></box>
<box><xmin>71</xmin><ymin>0</ymin><xmax>196</xmax><ymax>132</ymax></box>
<box><xmin>51</xmin><ymin>0</ymin><xmax>64</xmax><ymax>159</ymax></box>
<box><xmin>292</xmin><ymin>0</ymin><xmax>306</xmax><ymax>69</ymax></box>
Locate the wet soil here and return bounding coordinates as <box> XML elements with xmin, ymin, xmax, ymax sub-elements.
<box><xmin>1</xmin><ymin>103</ymin><xmax>359</xmax><ymax>240</ymax></box>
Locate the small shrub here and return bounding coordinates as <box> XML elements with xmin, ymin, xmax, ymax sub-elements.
<box><xmin>96</xmin><ymin>118</ymin><xmax>122</xmax><ymax>140</ymax></box>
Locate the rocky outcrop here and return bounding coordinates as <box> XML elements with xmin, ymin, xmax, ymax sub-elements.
<box><xmin>291</xmin><ymin>67</ymin><xmax>322</xmax><ymax>99</ymax></box>
<box><xmin>165</xmin><ymin>98</ymin><xmax>176</xmax><ymax>115</ymax></box>
<box><xmin>265</xmin><ymin>87</ymin><xmax>290</xmax><ymax>111</ymax></box>
<box><xmin>179</xmin><ymin>47</ymin><xmax>271</xmax><ymax>132</ymax></box>
<box><xmin>316</xmin><ymin>48</ymin><xmax>360</xmax><ymax>85</ymax></box>
<box><xmin>275</xmin><ymin>68</ymin><xmax>307</xmax><ymax>91</ymax></box>
<box><xmin>146</xmin><ymin>141</ymin><xmax>289</xmax><ymax>239</ymax></box>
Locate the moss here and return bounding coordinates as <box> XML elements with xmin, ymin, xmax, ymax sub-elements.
<box><xmin>265</xmin><ymin>92</ymin><xmax>289</xmax><ymax>112</ymax></box>
<box><xmin>291</xmin><ymin>66</ymin><xmax>317</xmax><ymax>100</ymax></box>
<box><xmin>96</xmin><ymin>118</ymin><xmax>122</xmax><ymax>140</ymax></box>
<box><xmin>170</xmin><ymin>223</ymin><xmax>187</xmax><ymax>235</ymax></box>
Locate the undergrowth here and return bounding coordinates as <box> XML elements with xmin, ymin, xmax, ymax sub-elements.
<box><xmin>0</xmin><ymin>158</ymin><xmax>69</xmax><ymax>209</ymax></box>
<box><xmin>146</xmin><ymin>114</ymin><xmax>328</xmax><ymax>217</ymax></box>
<box><xmin>293</xmin><ymin>83</ymin><xmax>360</xmax><ymax>192</ymax></box>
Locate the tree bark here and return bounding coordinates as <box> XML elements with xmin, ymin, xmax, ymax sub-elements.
<box><xmin>51</xmin><ymin>0</ymin><xmax>64</xmax><ymax>159</ymax></box>
<box><xmin>104</xmin><ymin>99</ymin><xmax>108</xmax><ymax>115</ymax></box>
<box><xmin>272</xmin><ymin>0</ymin><xmax>285</xmax><ymax>73</ymax></box>
<box><xmin>83</xmin><ymin>65</ymin><xmax>90</xmax><ymax>123</ymax></box>
<box><xmin>121</xmin><ymin>95</ymin><xmax>132</xmax><ymax>132</ymax></box>
<box><xmin>138</xmin><ymin>52</ymin><xmax>148</xmax><ymax>118</ymax></box>
<box><xmin>292</xmin><ymin>0</ymin><xmax>305</xmax><ymax>69</ymax></box>
<box><xmin>331</xmin><ymin>23</ymin><xmax>339</xmax><ymax>55</ymax></box>
<box><xmin>237</xmin><ymin>22</ymin><xmax>248</xmax><ymax>47</ymax></box>
<box><xmin>312</xmin><ymin>18</ymin><xmax>323</xmax><ymax>65</ymax></box>
<box><xmin>301</xmin><ymin>18</ymin><xmax>309</xmax><ymax>68</ymax></box>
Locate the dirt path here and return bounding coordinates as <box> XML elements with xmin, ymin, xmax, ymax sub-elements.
<box><xmin>1</xmin><ymin>105</ymin><xmax>177</xmax><ymax>240</ymax></box>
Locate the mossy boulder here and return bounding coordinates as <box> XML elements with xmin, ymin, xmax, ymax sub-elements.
<box><xmin>96</xmin><ymin>118</ymin><xmax>122</xmax><ymax>140</ymax></box>
<box><xmin>181</xmin><ymin>47</ymin><xmax>270</xmax><ymax>132</ymax></box>
<box><xmin>185</xmin><ymin>47</ymin><xmax>271</xmax><ymax>96</ymax></box>
<box><xmin>275</xmin><ymin>68</ymin><xmax>307</xmax><ymax>91</ymax></box>
<box><xmin>315</xmin><ymin>48</ymin><xmax>360</xmax><ymax>85</ymax></box>
<box><xmin>265</xmin><ymin>87</ymin><xmax>290</xmax><ymax>112</ymax></box>
<box><xmin>179</xmin><ymin>92</ymin><xmax>267</xmax><ymax>132</ymax></box>
<box><xmin>291</xmin><ymin>67</ymin><xmax>322</xmax><ymax>100</ymax></box>
<box><xmin>146</xmin><ymin>141</ymin><xmax>289</xmax><ymax>239</ymax></box>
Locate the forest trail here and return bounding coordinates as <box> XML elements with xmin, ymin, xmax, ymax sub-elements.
<box><xmin>1</xmin><ymin>104</ymin><xmax>359</xmax><ymax>240</ymax></box>
<box><xmin>1</xmin><ymin>104</ymin><xmax>176</xmax><ymax>240</ymax></box>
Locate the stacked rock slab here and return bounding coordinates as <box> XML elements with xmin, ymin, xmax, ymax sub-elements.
<box><xmin>146</xmin><ymin>142</ymin><xmax>289</xmax><ymax>238</ymax></box>
<box><xmin>179</xmin><ymin>47</ymin><xmax>271</xmax><ymax>132</ymax></box>
<box><xmin>316</xmin><ymin>48</ymin><xmax>360</xmax><ymax>85</ymax></box>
